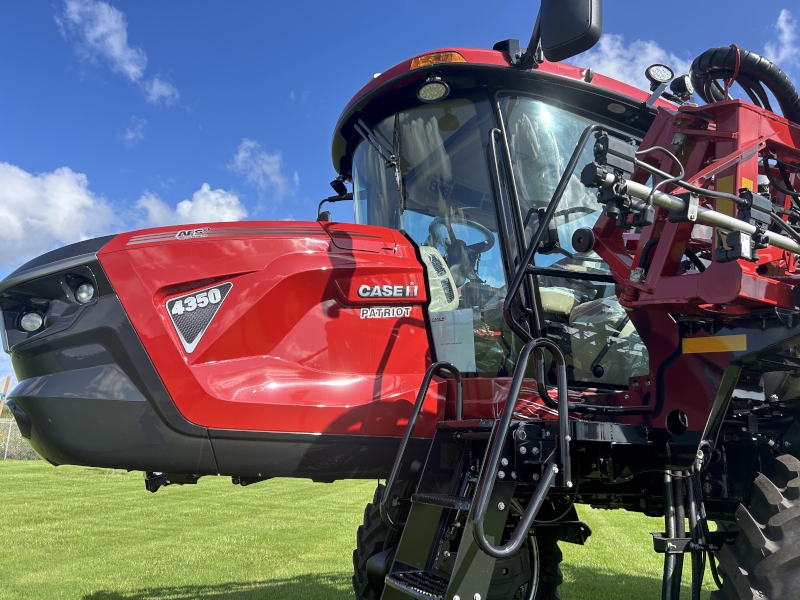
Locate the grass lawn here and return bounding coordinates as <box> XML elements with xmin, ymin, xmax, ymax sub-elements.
<box><xmin>0</xmin><ymin>461</ymin><xmax>717</xmax><ymax>599</ymax></box>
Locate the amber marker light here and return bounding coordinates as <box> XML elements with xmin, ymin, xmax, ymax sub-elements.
<box><xmin>410</xmin><ymin>51</ymin><xmax>467</xmax><ymax>70</ymax></box>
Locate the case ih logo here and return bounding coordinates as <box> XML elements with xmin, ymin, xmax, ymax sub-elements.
<box><xmin>357</xmin><ymin>284</ymin><xmax>418</xmax><ymax>298</ymax></box>
<box><xmin>175</xmin><ymin>228</ymin><xmax>210</xmax><ymax>240</ymax></box>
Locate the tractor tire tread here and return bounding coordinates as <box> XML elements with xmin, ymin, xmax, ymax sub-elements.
<box><xmin>714</xmin><ymin>453</ymin><xmax>800</xmax><ymax>600</ymax></box>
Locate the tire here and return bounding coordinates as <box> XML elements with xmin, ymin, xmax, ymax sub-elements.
<box><xmin>353</xmin><ymin>483</ymin><xmax>563</xmax><ymax>600</ymax></box>
<box><xmin>711</xmin><ymin>453</ymin><xmax>800</xmax><ymax>600</ymax></box>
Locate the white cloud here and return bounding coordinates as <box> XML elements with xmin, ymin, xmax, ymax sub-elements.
<box><xmin>570</xmin><ymin>34</ymin><xmax>692</xmax><ymax>91</ymax></box>
<box><xmin>136</xmin><ymin>184</ymin><xmax>247</xmax><ymax>227</ymax></box>
<box><xmin>764</xmin><ymin>9</ymin><xmax>799</xmax><ymax>71</ymax></box>
<box><xmin>58</xmin><ymin>0</ymin><xmax>179</xmax><ymax>105</ymax></box>
<box><xmin>229</xmin><ymin>139</ymin><xmax>298</xmax><ymax>199</ymax></box>
<box><xmin>0</xmin><ymin>163</ymin><xmax>117</xmax><ymax>270</ymax></box>
<box><xmin>144</xmin><ymin>76</ymin><xmax>180</xmax><ymax>106</ymax></box>
<box><xmin>59</xmin><ymin>0</ymin><xmax>146</xmax><ymax>81</ymax></box>
<box><xmin>119</xmin><ymin>116</ymin><xmax>146</xmax><ymax>147</ymax></box>
<box><xmin>289</xmin><ymin>90</ymin><xmax>310</xmax><ymax>103</ymax></box>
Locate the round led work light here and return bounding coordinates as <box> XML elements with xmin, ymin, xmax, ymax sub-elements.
<box><xmin>417</xmin><ymin>77</ymin><xmax>450</xmax><ymax>103</ymax></box>
<box><xmin>645</xmin><ymin>64</ymin><xmax>674</xmax><ymax>89</ymax></box>
<box><xmin>20</xmin><ymin>312</ymin><xmax>43</xmax><ymax>332</ymax></box>
<box><xmin>75</xmin><ymin>282</ymin><xmax>95</xmax><ymax>304</ymax></box>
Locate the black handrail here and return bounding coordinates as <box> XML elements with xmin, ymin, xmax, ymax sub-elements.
<box><xmin>472</xmin><ymin>338</ymin><xmax>570</xmax><ymax>559</ymax></box>
<box><xmin>502</xmin><ymin>123</ymin><xmax>640</xmax><ymax>344</ymax></box>
<box><xmin>379</xmin><ymin>361</ymin><xmax>463</xmax><ymax>531</ymax></box>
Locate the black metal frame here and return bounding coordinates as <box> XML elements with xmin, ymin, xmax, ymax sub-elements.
<box><xmin>501</xmin><ymin>122</ymin><xmax>640</xmax><ymax>344</ymax></box>
<box><xmin>472</xmin><ymin>338</ymin><xmax>570</xmax><ymax>559</ymax></box>
<box><xmin>379</xmin><ymin>361</ymin><xmax>463</xmax><ymax>531</ymax></box>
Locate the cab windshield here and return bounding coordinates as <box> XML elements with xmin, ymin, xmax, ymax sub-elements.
<box><xmin>351</xmin><ymin>94</ymin><xmax>648</xmax><ymax>387</ymax></box>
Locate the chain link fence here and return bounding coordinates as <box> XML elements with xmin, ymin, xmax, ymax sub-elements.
<box><xmin>0</xmin><ymin>418</ymin><xmax>39</xmax><ymax>460</ymax></box>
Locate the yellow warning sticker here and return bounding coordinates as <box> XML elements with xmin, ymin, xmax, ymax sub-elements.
<box><xmin>682</xmin><ymin>334</ymin><xmax>747</xmax><ymax>354</ymax></box>
<box><xmin>716</xmin><ymin>176</ymin><xmax>735</xmax><ymax>217</ymax></box>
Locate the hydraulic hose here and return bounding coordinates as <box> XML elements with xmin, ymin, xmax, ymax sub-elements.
<box><xmin>689</xmin><ymin>47</ymin><xmax>800</xmax><ymax>124</ymax></box>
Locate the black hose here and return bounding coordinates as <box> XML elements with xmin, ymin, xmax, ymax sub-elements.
<box><xmin>683</xmin><ymin>248</ymin><xmax>706</xmax><ymax>272</ymax></box>
<box><xmin>690</xmin><ymin>47</ymin><xmax>800</xmax><ymax>124</ymax></box>
<box><xmin>638</xmin><ymin>237</ymin><xmax>661</xmax><ymax>269</ymax></box>
<box><xmin>709</xmin><ymin>551</ymin><xmax>725</xmax><ymax>589</ymax></box>
<box><xmin>763</xmin><ymin>159</ymin><xmax>800</xmax><ymax>199</ymax></box>
<box><xmin>770</xmin><ymin>213</ymin><xmax>800</xmax><ymax>244</ymax></box>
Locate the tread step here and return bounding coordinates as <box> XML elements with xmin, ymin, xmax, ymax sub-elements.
<box><xmin>385</xmin><ymin>570</ymin><xmax>449</xmax><ymax>600</ymax></box>
<box><xmin>436</xmin><ymin>419</ymin><xmax>495</xmax><ymax>432</ymax></box>
<box><xmin>412</xmin><ymin>493</ymin><xmax>472</xmax><ymax>510</ymax></box>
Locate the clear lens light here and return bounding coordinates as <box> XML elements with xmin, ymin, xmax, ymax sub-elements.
<box><xmin>646</xmin><ymin>64</ymin><xmax>674</xmax><ymax>83</ymax></box>
<box><xmin>75</xmin><ymin>283</ymin><xmax>95</xmax><ymax>304</ymax></box>
<box><xmin>417</xmin><ymin>82</ymin><xmax>449</xmax><ymax>103</ymax></box>
<box><xmin>20</xmin><ymin>313</ymin><xmax>43</xmax><ymax>332</ymax></box>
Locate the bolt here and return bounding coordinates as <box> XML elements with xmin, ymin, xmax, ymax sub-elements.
<box><xmin>553</xmin><ymin>466</ymin><xmax>560</xmax><ymax>474</ymax></box>
<box><xmin>498</xmin><ymin>471</ymin><xmax>505</xmax><ymax>479</ymax></box>
<box><xmin>591</xmin><ymin>463</ymin><xmax>597</xmax><ymax>469</ymax></box>
<box><xmin>632</xmin><ymin>380</ymin><xmax>640</xmax><ymax>390</ymax></box>
<box><xmin>786</xmin><ymin>441</ymin><xmax>792</xmax><ymax>447</ymax></box>
<box><xmin>517</xmin><ymin>429</ymin><xmax>527</xmax><ymax>441</ymax></box>
<box><xmin>624</xmin><ymin>394</ymin><xmax>630</xmax><ymax>400</ymax></box>
<box><xmin>502</xmin><ymin>568</ymin><xmax>509</xmax><ymax>575</ymax></box>
<box><xmin>501</xmin><ymin>458</ymin><xmax>509</xmax><ymax>467</ymax></box>
<box><xmin>566</xmin><ymin>481</ymin><xmax>573</xmax><ymax>488</ymax></box>
<box><xmin>532</xmin><ymin>473</ymin><xmax>540</xmax><ymax>482</ymax></box>
<box><xmin>474</xmin><ymin>595</ymin><xmax>482</xmax><ymax>600</ymax></box>
<box><xmin>444</xmin><ymin>551</ymin><xmax>451</xmax><ymax>557</ymax></box>
<box><xmin>545</xmin><ymin>431</ymin><xmax>551</xmax><ymax>437</ymax></box>
<box><xmin>532</xmin><ymin>447</ymin><xmax>540</xmax><ymax>455</ymax></box>
<box><xmin>771</xmin><ymin>394</ymin><xmax>779</xmax><ymax>402</ymax></box>
<box><xmin>454</xmin><ymin>596</ymin><xmax>460</xmax><ymax>600</ymax></box>
<box><xmin>498</xmin><ymin>502</ymin><xmax>506</xmax><ymax>511</ymax></box>
<box><xmin>646</xmin><ymin>379</ymin><xmax>651</xmax><ymax>387</ymax></box>
<box><xmin>565</xmin><ymin>435</ymin><xmax>571</xmax><ymax>442</ymax></box>
<box><xmin>519</xmin><ymin>446</ymin><xmax>527</xmax><ymax>455</ymax></box>
<box><xmin>511</xmin><ymin>471</ymin><xmax>517</xmax><ymax>479</ymax></box>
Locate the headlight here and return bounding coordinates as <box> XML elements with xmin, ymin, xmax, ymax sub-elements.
<box><xmin>75</xmin><ymin>283</ymin><xmax>95</xmax><ymax>304</ymax></box>
<box><xmin>20</xmin><ymin>312</ymin><xmax>43</xmax><ymax>333</ymax></box>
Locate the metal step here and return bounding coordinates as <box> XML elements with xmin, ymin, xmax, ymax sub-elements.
<box><xmin>436</xmin><ymin>419</ymin><xmax>495</xmax><ymax>432</ymax></box>
<box><xmin>411</xmin><ymin>492</ymin><xmax>472</xmax><ymax>511</ymax></box>
<box><xmin>384</xmin><ymin>570</ymin><xmax>450</xmax><ymax>600</ymax></box>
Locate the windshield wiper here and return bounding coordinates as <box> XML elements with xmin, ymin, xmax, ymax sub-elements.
<box><xmin>355</xmin><ymin>119</ymin><xmax>397</xmax><ymax>168</ymax></box>
<box><xmin>355</xmin><ymin>117</ymin><xmax>407</xmax><ymax>212</ymax></box>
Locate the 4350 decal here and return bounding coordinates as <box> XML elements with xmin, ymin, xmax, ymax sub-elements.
<box><xmin>170</xmin><ymin>288</ymin><xmax>223</xmax><ymax>316</ymax></box>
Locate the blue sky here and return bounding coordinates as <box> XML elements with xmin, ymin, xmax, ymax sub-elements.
<box><xmin>0</xmin><ymin>0</ymin><xmax>798</xmax><ymax>382</ymax></box>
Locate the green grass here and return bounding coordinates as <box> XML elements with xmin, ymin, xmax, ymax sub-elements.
<box><xmin>0</xmin><ymin>461</ymin><xmax>716</xmax><ymax>599</ymax></box>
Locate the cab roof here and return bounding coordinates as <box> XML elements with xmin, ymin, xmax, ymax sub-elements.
<box><xmin>332</xmin><ymin>46</ymin><xmax>676</xmax><ymax>176</ymax></box>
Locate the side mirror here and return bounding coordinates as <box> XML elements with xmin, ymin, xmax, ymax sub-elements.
<box><xmin>540</xmin><ymin>0</ymin><xmax>602</xmax><ymax>62</ymax></box>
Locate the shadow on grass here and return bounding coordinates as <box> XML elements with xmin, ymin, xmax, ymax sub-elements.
<box><xmin>83</xmin><ymin>567</ymin><xmax>713</xmax><ymax>600</ymax></box>
<box><xmin>83</xmin><ymin>573</ymin><xmax>353</xmax><ymax>600</ymax></box>
<box><xmin>561</xmin><ymin>564</ymin><xmax>714</xmax><ymax>600</ymax></box>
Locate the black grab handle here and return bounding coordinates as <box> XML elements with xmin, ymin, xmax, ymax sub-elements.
<box><xmin>472</xmin><ymin>338</ymin><xmax>570</xmax><ymax>559</ymax></box>
<box><xmin>380</xmin><ymin>361</ymin><xmax>462</xmax><ymax>531</ymax></box>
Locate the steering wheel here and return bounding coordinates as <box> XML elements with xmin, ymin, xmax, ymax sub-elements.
<box><xmin>428</xmin><ymin>215</ymin><xmax>495</xmax><ymax>255</ymax></box>
<box><xmin>427</xmin><ymin>215</ymin><xmax>496</xmax><ymax>287</ymax></box>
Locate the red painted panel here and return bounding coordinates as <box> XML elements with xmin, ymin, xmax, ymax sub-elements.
<box><xmin>99</xmin><ymin>221</ymin><xmax>443</xmax><ymax>436</ymax></box>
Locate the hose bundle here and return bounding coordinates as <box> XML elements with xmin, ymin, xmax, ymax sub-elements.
<box><xmin>689</xmin><ymin>46</ymin><xmax>800</xmax><ymax>125</ymax></box>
